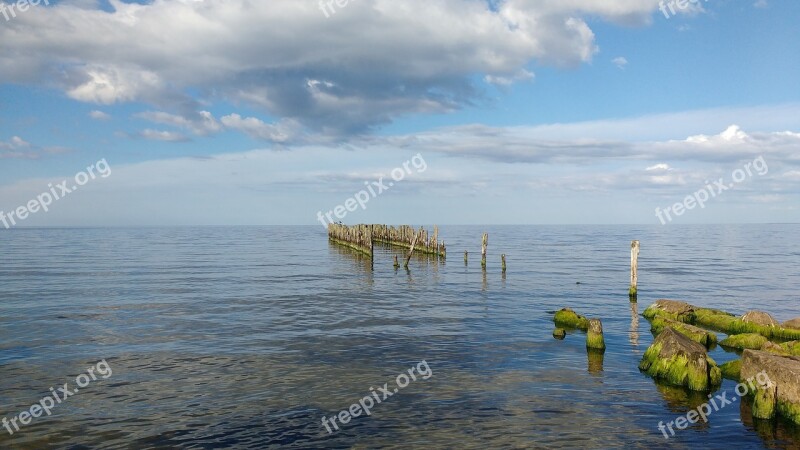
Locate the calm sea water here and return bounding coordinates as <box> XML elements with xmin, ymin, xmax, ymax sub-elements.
<box><xmin>1</xmin><ymin>225</ymin><xmax>799</xmax><ymax>449</ymax></box>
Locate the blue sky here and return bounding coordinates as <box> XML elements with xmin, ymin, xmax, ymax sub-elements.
<box><xmin>0</xmin><ymin>0</ymin><xmax>798</xmax><ymax>226</ymax></box>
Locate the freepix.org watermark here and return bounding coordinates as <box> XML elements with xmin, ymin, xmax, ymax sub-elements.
<box><xmin>316</xmin><ymin>154</ymin><xmax>427</xmax><ymax>228</ymax></box>
<box><xmin>655</xmin><ymin>156</ymin><xmax>768</xmax><ymax>225</ymax></box>
<box><xmin>0</xmin><ymin>158</ymin><xmax>111</xmax><ymax>229</ymax></box>
<box><xmin>318</xmin><ymin>0</ymin><xmax>355</xmax><ymax>18</ymax></box>
<box><xmin>0</xmin><ymin>0</ymin><xmax>49</xmax><ymax>22</ymax></box>
<box><xmin>659</xmin><ymin>0</ymin><xmax>708</xmax><ymax>19</ymax></box>
<box><xmin>321</xmin><ymin>360</ymin><xmax>433</xmax><ymax>434</ymax></box>
<box><xmin>657</xmin><ymin>370</ymin><xmax>773</xmax><ymax>439</ymax></box>
<box><xmin>3</xmin><ymin>360</ymin><xmax>112</xmax><ymax>436</ymax></box>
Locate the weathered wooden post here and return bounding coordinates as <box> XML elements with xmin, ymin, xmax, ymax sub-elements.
<box><xmin>393</xmin><ymin>255</ymin><xmax>400</xmax><ymax>269</ymax></box>
<box><xmin>481</xmin><ymin>233</ymin><xmax>488</xmax><ymax>270</ymax></box>
<box><xmin>464</xmin><ymin>251</ymin><xmax>468</xmax><ymax>265</ymax></box>
<box><xmin>501</xmin><ymin>254</ymin><xmax>506</xmax><ymax>274</ymax></box>
<box><xmin>404</xmin><ymin>228</ymin><xmax>421</xmax><ymax>269</ymax></box>
<box><xmin>629</xmin><ymin>240</ymin><xmax>639</xmax><ymax>301</ymax></box>
<box><xmin>586</xmin><ymin>319</ymin><xmax>606</xmax><ymax>351</ymax></box>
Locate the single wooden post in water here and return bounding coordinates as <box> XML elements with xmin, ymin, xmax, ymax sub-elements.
<box><xmin>481</xmin><ymin>233</ymin><xmax>488</xmax><ymax>270</ymax></box>
<box><xmin>394</xmin><ymin>255</ymin><xmax>400</xmax><ymax>269</ymax></box>
<box><xmin>629</xmin><ymin>240</ymin><xmax>640</xmax><ymax>301</ymax></box>
<box><xmin>464</xmin><ymin>251</ymin><xmax>468</xmax><ymax>265</ymax></box>
<box><xmin>501</xmin><ymin>254</ymin><xmax>506</xmax><ymax>274</ymax></box>
<box><xmin>404</xmin><ymin>228</ymin><xmax>421</xmax><ymax>269</ymax></box>
<box><xmin>586</xmin><ymin>319</ymin><xmax>606</xmax><ymax>351</ymax></box>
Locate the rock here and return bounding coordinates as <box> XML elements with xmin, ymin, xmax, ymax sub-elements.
<box><xmin>642</xmin><ymin>300</ymin><xmax>695</xmax><ymax>323</ymax></box>
<box><xmin>783</xmin><ymin>318</ymin><xmax>800</xmax><ymax>330</ymax></box>
<box><xmin>753</xmin><ymin>383</ymin><xmax>778</xmax><ymax>420</ymax></box>
<box><xmin>741</xmin><ymin>350</ymin><xmax>800</xmax><ymax>424</ymax></box>
<box><xmin>720</xmin><ymin>333</ymin><xmax>769</xmax><ymax>350</ymax></box>
<box><xmin>649</xmin><ymin>316</ymin><xmax>717</xmax><ymax>348</ymax></box>
<box><xmin>586</xmin><ymin>319</ymin><xmax>605</xmax><ymax>351</ymax></box>
<box><xmin>639</xmin><ymin>327</ymin><xmax>722</xmax><ymax>391</ymax></box>
<box><xmin>720</xmin><ymin>359</ymin><xmax>741</xmax><ymax>381</ymax></box>
<box><xmin>742</xmin><ymin>311</ymin><xmax>778</xmax><ymax>327</ymax></box>
<box><xmin>761</xmin><ymin>341</ymin><xmax>791</xmax><ymax>357</ymax></box>
<box><xmin>553</xmin><ymin>328</ymin><xmax>566</xmax><ymax>340</ymax></box>
<box><xmin>553</xmin><ymin>308</ymin><xmax>589</xmax><ymax>331</ymax></box>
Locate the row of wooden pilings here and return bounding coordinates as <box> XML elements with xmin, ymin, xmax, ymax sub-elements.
<box><xmin>328</xmin><ymin>224</ymin><xmax>640</xmax><ymax>298</ymax></box>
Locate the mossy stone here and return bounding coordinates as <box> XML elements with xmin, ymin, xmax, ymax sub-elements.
<box><xmin>720</xmin><ymin>333</ymin><xmax>769</xmax><ymax>350</ymax></box>
<box><xmin>553</xmin><ymin>308</ymin><xmax>590</xmax><ymax>331</ymax></box>
<box><xmin>720</xmin><ymin>359</ymin><xmax>742</xmax><ymax>381</ymax></box>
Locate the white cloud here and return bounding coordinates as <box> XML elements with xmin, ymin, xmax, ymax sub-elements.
<box><xmin>136</xmin><ymin>110</ymin><xmax>222</xmax><ymax>136</ymax></box>
<box><xmin>89</xmin><ymin>110</ymin><xmax>111</xmax><ymax>120</ymax></box>
<box><xmin>612</xmin><ymin>56</ymin><xmax>628</xmax><ymax>69</ymax></box>
<box><xmin>139</xmin><ymin>129</ymin><xmax>190</xmax><ymax>142</ymax></box>
<box><xmin>0</xmin><ymin>0</ymin><xmax>665</xmax><ymax>134</ymax></box>
<box><xmin>220</xmin><ymin>114</ymin><xmax>297</xmax><ymax>143</ymax></box>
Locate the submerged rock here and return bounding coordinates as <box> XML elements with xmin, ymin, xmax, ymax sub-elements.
<box><xmin>553</xmin><ymin>328</ymin><xmax>566</xmax><ymax>340</ymax></box>
<box><xmin>720</xmin><ymin>359</ymin><xmax>742</xmax><ymax>381</ymax></box>
<box><xmin>642</xmin><ymin>299</ymin><xmax>696</xmax><ymax>323</ymax></box>
<box><xmin>639</xmin><ymin>327</ymin><xmax>722</xmax><ymax>391</ymax></box>
<box><xmin>783</xmin><ymin>318</ymin><xmax>800</xmax><ymax>330</ymax></box>
<box><xmin>742</xmin><ymin>311</ymin><xmax>778</xmax><ymax>327</ymax></box>
<box><xmin>553</xmin><ymin>308</ymin><xmax>590</xmax><ymax>331</ymax></box>
<box><xmin>586</xmin><ymin>319</ymin><xmax>605</xmax><ymax>351</ymax></box>
<box><xmin>720</xmin><ymin>333</ymin><xmax>769</xmax><ymax>350</ymax></box>
<box><xmin>649</xmin><ymin>316</ymin><xmax>717</xmax><ymax>348</ymax></box>
<box><xmin>741</xmin><ymin>350</ymin><xmax>800</xmax><ymax>424</ymax></box>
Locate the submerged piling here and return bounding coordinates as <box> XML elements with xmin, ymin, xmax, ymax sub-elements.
<box><xmin>372</xmin><ymin>225</ymin><xmax>446</xmax><ymax>258</ymax></box>
<box><xmin>328</xmin><ymin>223</ymin><xmax>373</xmax><ymax>258</ymax></box>
<box><xmin>501</xmin><ymin>254</ymin><xmax>506</xmax><ymax>274</ymax></box>
<box><xmin>481</xmin><ymin>233</ymin><xmax>488</xmax><ymax>270</ymax></box>
<box><xmin>629</xmin><ymin>240</ymin><xmax>640</xmax><ymax>301</ymax></box>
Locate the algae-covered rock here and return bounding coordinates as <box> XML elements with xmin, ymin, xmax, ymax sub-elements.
<box><xmin>741</xmin><ymin>350</ymin><xmax>800</xmax><ymax>424</ymax></box>
<box><xmin>780</xmin><ymin>341</ymin><xmax>800</xmax><ymax>356</ymax></box>
<box><xmin>553</xmin><ymin>328</ymin><xmax>566</xmax><ymax>340</ymax></box>
<box><xmin>753</xmin><ymin>383</ymin><xmax>778</xmax><ymax>420</ymax></box>
<box><xmin>720</xmin><ymin>359</ymin><xmax>742</xmax><ymax>381</ymax></box>
<box><xmin>586</xmin><ymin>319</ymin><xmax>605</xmax><ymax>351</ymax></box>
<box><xmin>649</xmin><ymin>316</ymin><xmax>717</xmax><ymax>348</ymax></box>
<box><xmin>720</xmin><ymin>333</ymin><xmax>769</xmax><ymax>350</ymax></box>
<box><xmin>553</xmin><ymin>308</ymin><xmax>589</xmax><ymax>331</ymax></box>
<box><xmin>642</xmin><ymin>300</ymin><xmax>695</xmax><ymax>323</ymax></box>
<box><xmin>783</xmin><ymin>318</ymin><xmax>800</xmax><ymax>330</ymax></box>
<box><xmin>742</xmin><ymin>311</ymin><xmax>778</xmax><ymax>327</ymax></box>
<box><xmin>695</xmin><ymin>309</ymin><xmax>800</xmax><ymax>341</ymax></box>
<box><xmin>761</xmin><ymin>341</ymin><xmax>792</xmax><ymax>357</ymax></box>
<box><xmin>639</xmin><ymin>327</ymin><xmax>722</xmax><ymax>391</ymax></box>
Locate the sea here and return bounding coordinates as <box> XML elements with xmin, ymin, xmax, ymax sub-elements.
<box><xmin>1</xmin><ymin>224</ymin><xmax>799</xmax><ymax>449</ymax></box>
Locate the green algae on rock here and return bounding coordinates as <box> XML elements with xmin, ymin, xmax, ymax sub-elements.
<box><xmin>720</xmin><ymin>333</ymin><xmax>769</xmax><ymax>350</ymax></box>
<box><xmin>553</xmin><ymin>328</ymin><xmax>566</xmax><ymax>340</ymax></box>
<box><xmin>642</xmin><ymin>299</ymin><xmax>696</xmax><ymax>323</ymax></box>
<box><xmin>639</xmin><ymin>327</ymin><xmax>722</xmax><ymax>391</ymax></box>
<box><xmin>586</xmin><ymin>319</ymin><xmax>606</xmax><ymax>351</ymax></box>
<box><xmin>649</xmin><ymin>316</ymin><xmax>717</xmax><ymax>348</ymax></box>
<box><xmin>720</xmin><ymin>359</ymin><xmax>741</xmax><ymax>381</ymax></box>
<box><xmin>741</xmin><ymin>349</ymin><xmax>800</xmax><ymax>425</ymax></box>
<box><xmin>553</xmin><ymin>308</ymin><xmax>590</xmax><ymax>331</ymax></box>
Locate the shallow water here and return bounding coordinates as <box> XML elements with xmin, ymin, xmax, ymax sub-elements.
<box><xmin>1</xmin><ymin>225</ymin><xmax>799</xmax><ymax>449</ymax></box>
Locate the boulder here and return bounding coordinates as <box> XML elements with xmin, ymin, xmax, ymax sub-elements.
<box><xmin>639</xmin><ymin>327</ymin><xmax>722</xmax><ymax>391</ymax></box>
<box><xmin>552</xmin><ymin>328</ymin><xmax>566</xmax><ymax>340</ymax></box>
<box><xmin>741</xmin><ymin>350</ymin><xmax>800</xmax><ymax>424</ymax></box>
<box><xmin>783</xmin><ymin>318</ymin><xmax>800</xmax><ymax>330</ymax></box>
<box><xmin>553</xmin><ymin>308</ymin><xmax>589</xmax><ymax>331</ymax></box>
<box><xmin>742</xmin><ymin>311</ymin><xmax>778</xmax><ymax>327</ymax></box>
<box><xmin>649</xmin><ymin>316</ymin><xmax>717</xmax><ymax>347</ymax></box>
<box><xmin>720</xmin><ymin>359</ymin><xmax>741</xmax><ymax>381</ymax></box>
<box><xmin>720</xmin><ymin>333</ymin><xmax>769</xmax><ymax>350</ymax></box>
<box><xmin>642</xmin><ymin>299</ymin><xmax>696</xmax><ymax>323</ymax></box>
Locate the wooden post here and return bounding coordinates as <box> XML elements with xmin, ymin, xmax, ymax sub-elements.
<box><xmin>501</xmin><ymin>254</ymin><xmax>506</xmax><ymax>274</ymax></box>
<box><xmin>464</xmin><ymin>251</ymin><xmax>468</xmax><ymax>265</ymax></box>
<box><xmin>404</xmin><ymin>228</ymin><xmax>421</xmax><ymax>269</ymax></box>
<box><xmin>629</xmin><ymin>240</ymin><xmax>640</xmax><ymax>301</ymax></box>
<box><xmin>394</xmin><ymin>255</ymin><xmax>400</xmax><ymax>269</ymax></box>
<box><xmin>481</xmin><ymin>233</ymin><xmax>488</xmax><ymax>270</ymax></box>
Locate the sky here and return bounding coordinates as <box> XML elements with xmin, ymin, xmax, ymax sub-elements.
<box><xmin>0</xmin><ymin>0</ymin><xmax>798</xmax><ymax>227</ymax></box>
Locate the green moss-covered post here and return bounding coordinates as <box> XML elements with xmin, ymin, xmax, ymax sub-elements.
<box><xmin>629</xmin><ymin>240</ymin><xmax>640</xmax><ymax>301</ymax></box>
<box><xmin>501</xmin><ymin>254</ymin><xmax>507</xmax><ymax>274</ymax></box>
<box><xmin>481</xmin><ymin>233</ymin><xmax>488</xmax><ymax>270</ymax></box>
<box><xmin>587</xmin><ymin>319</ymin><xmax>606</xmax><ymax>351</ymax></box>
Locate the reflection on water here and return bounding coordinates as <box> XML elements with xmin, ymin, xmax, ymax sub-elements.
<box><xmin>1</xmin><ymin>225</ymin><xmax>799</xmax><ymax>449</ymax></box>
